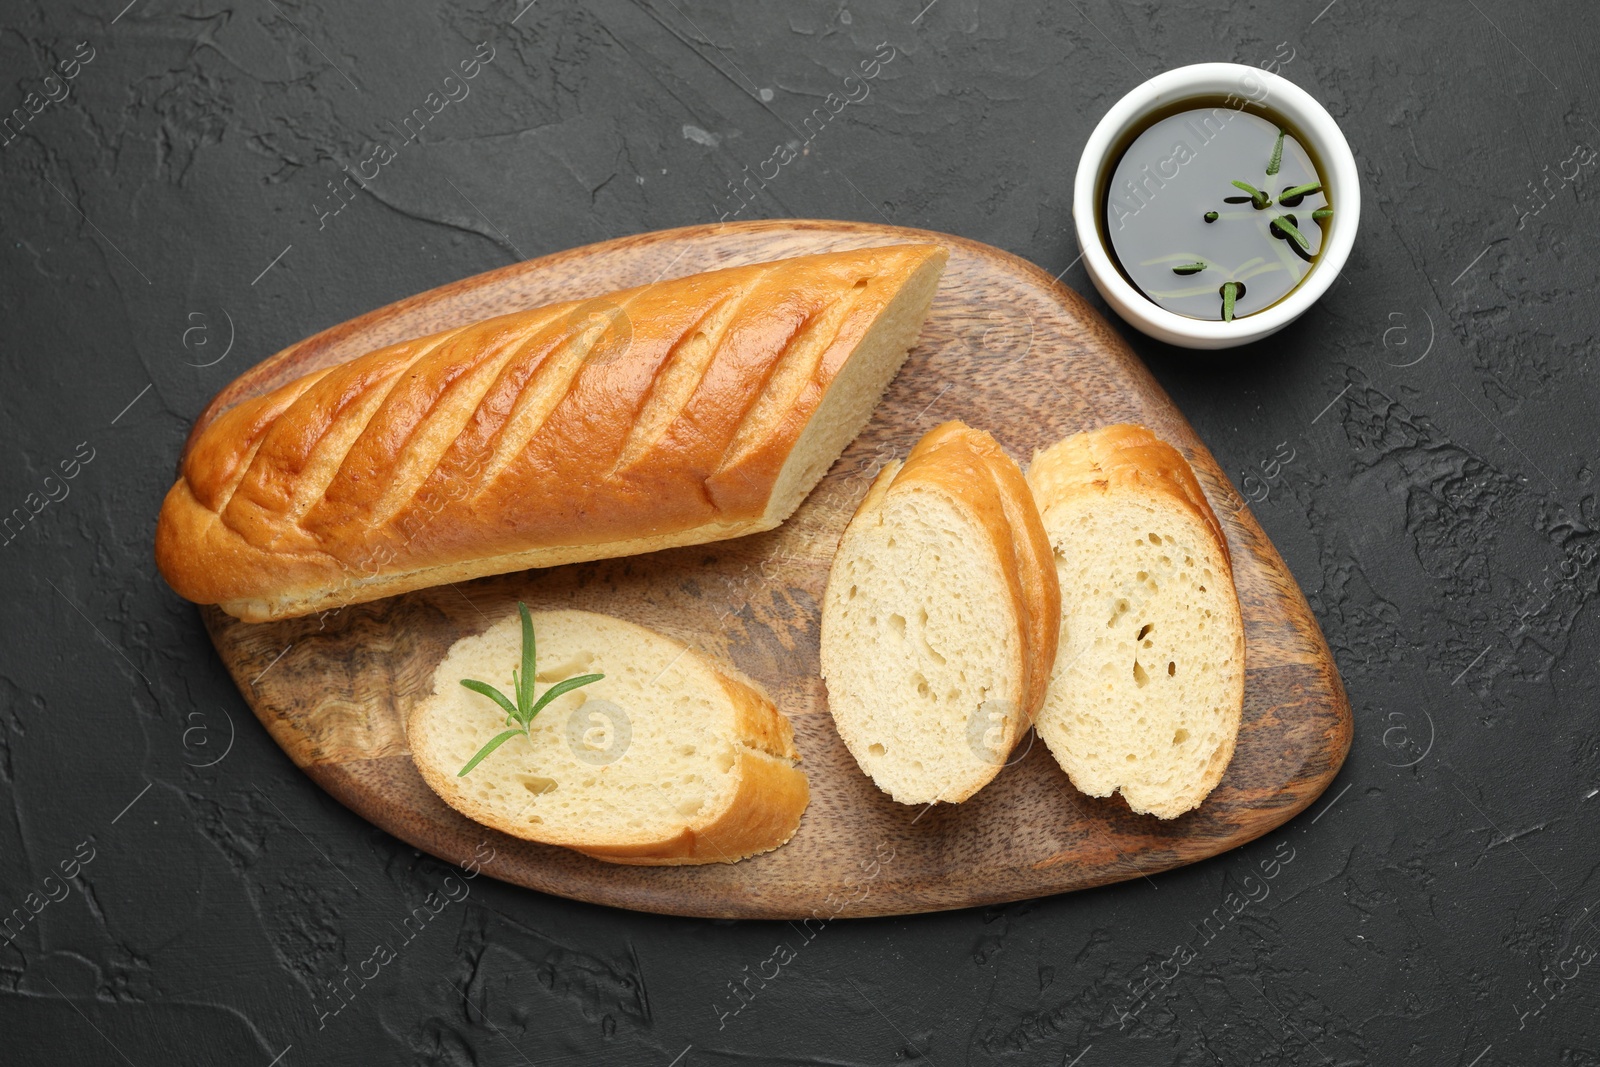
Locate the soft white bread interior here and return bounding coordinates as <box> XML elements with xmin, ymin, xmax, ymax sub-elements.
<box><xmin>1026</xmin><ymin>424</ymin><xmax>1244</xmax><ymax>819</ymax></box>
<box><xmin>820</xmin><ymin>422</ymin><xmax>1060</xmax><ymax>805</ymax></box>
<box><xmin>407</xmin><ymin>608</ymin><xmax>808</xmax><ymax>864</ymax></box>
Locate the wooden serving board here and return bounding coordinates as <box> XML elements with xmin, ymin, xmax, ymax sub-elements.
<box><xmin>198</xmin><ymin>220</ymin><xmax>1351</xmax><ymax>919</ymax></box>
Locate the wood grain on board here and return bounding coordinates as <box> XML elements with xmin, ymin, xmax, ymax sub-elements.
<box><xmin>197</xmin><ymin>219</ymin><xmax>1352</xmax><ymax>919</ymax></box>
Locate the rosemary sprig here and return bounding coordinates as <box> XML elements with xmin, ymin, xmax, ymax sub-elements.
<box><xmin>1312</xmin><ymin>207</ymin><xmax>1333</xmax><ymax>219</ymax></box>
<box><xmin>1171</xmin><ymin>261</ymin><xmax>1208</xmax><ymax>275</ymax></box>
<box><xmin>1204</xmin><ymin>211</ymin><xmax>1219</xmax><ymax>223</ymax></box>
<box><xmin>1230</xmin><ymin>180</ymin><xmax>1271</xmax><ymax>209</ymax></box>
<box><xmin>1270</xmin><ymin>215</ymin><xmax>1312</xmax><ymax>251</ymax></box>
<box><xmin>1278</xmin><ymin>181</ymin><xmax>1323</xmax><ymax>207</ymax></box>
<box><xmin>457</xmin><ymin>602</ymin><xmax>604</xmax><ymax>776</ymax></box>
<box><xmin>1221</xmin><ymin>281</ymin><xmax>1241</xmax><ymax>322</ymax></box>
<box><xmin>1266</xmin><ymin>129</ymin><xmax>1285</xmax><ymax>176</ymax></box>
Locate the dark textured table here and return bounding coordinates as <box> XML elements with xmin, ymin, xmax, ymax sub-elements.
<box><xmin>2</xmin><ymin>2</ymin><xmax>1596</xmax><ymax>1064</ymax></box>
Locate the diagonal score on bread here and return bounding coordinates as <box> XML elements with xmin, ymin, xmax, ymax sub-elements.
<box><xmin>156</xmin><ymin>244</ymin><xmax>948</xmax><ymax>621</ymax></box>
<box><xmin>820</xmin><ymin>422</ymin><xmax>1060</xmax><ymax>805</ymax></box>
<box><xmin>1027</xmin><ymin>424</ymin><xmax>1244</xmax><ymax>819</ymax></box>
<box><xmin>407</xmin><ymin>608</ymin><xmax>809</xmax><ymax>865</ymax></box>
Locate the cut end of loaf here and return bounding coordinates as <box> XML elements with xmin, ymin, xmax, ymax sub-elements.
<box><xmin>1029</xmin><ymin>427</ymin><xmax>1244</xmax><ymax>820</ymax></box>
<box><xmin>407</xmin><ymin>609</ymin><xmax>808</xmax><ymax>863</ymax></box>
<box><xmin>763</xmin><ymin>246</ymin><xmax>949</xmax><ymax>527</ymax></box>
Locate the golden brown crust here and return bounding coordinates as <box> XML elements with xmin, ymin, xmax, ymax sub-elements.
<box><xmin>580</xmin><ymin>663</ymin><xmax>809</xmax><ymax>865</ymax></box>
<box><xmin>1026</xmin><ymin>422</ymin><xmax>1231</xmax><ymax>570</ymax></box>
<box><xmin>874</xmin><ymin>421</ymin><xmax>1062</xmax><ymax>742</ymax></box>
<box><xmin>156</xmin><ymin>245</ymin><xmax>947</xmax><ymax>622</ymax></box>
<box><xmin>575</xmin><ymin>751</ymin><xmax>811</xmax><ymax>866</ymax></box>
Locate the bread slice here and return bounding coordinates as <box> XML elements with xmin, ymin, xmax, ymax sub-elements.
<box><xmin>820</xmin><ymin>422</ymin><xmax>1060</xmax><ymax>805</ymax></box>
<box><xmin>156</xmin><ymin>244</ymin><xmax>948</xmax><ymax>622</ymax></box>
<box><xmin>1026</xmin><ymin>424</ymin><xmax>1244</xmax><ymax>819</ymax></box>
<box><xmin>407</xmin><ymin>608</ymin><xmax>808</xmax><ymax>864</ymax></box>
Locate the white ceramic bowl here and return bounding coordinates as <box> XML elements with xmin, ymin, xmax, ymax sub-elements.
<box><xmin>1072</xmin><ymin>62</ymin><xmax>1359</xmax><ymax>350</ymax></box>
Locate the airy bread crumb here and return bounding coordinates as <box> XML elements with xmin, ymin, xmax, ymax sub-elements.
<box><xmin>821</xmin><ymin>422</ymin><xmax>1059</xmax><ymax>805</ymax></box>
<box><xmin>1027</xmin><ymin>424</ymin><xmax>1244</xmax><ymax>819</ymax></box>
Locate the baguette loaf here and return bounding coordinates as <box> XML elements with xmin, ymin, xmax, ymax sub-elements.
<box><xmin>156</xmin><ymin>245</ymin><xmax>948</xmax><ymax>622</ymax></box>
<box><xmin>820</xmin><ymin>422</ymin><xmax>1060</xmax><ymax>805</ymax></box>
<box><xmin>1026</xmin><ymin>424</ymin><xmax>1244</xmax><ymax>819</ymax></box>
<box><xmin>408</xmin><ymin>608</ymin><xmax>808</xmax><ymax>864</ymax></box>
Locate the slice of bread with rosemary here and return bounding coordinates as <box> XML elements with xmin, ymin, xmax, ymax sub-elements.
<box><xmin>408</xmin><ymin>605</ymin><xmax>809</xmax><ymax>864</ymax></box>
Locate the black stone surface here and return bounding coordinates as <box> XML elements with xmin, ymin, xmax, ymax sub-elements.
<box><xmin>2</xmin><ymin>1</ymin><xmax>1597</xmax><ymax>1063</ymax></box>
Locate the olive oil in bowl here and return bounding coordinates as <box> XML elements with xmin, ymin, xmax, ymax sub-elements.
<box><xmin>1099</xmin><ymin>97</ymin><xmax>1332</xmax><ymax>322</ymax></box>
